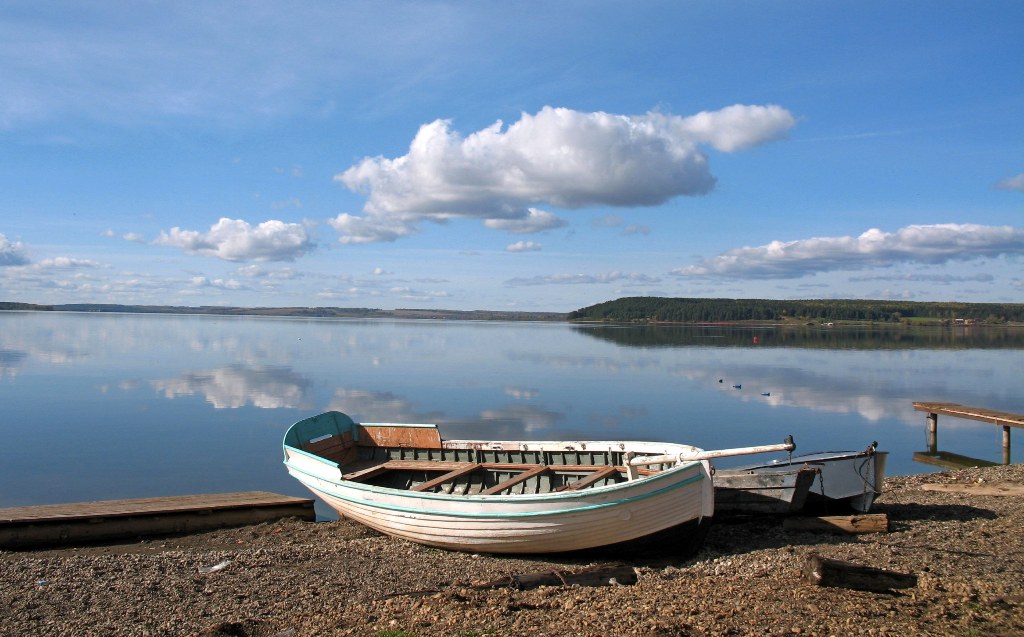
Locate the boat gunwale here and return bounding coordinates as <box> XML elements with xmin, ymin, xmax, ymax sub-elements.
<box><xmin>283</xmin><ymin>443</ymin><xmax>706</xmax><ymax>505</ymax></box>
<box><xmin>730</xmin><ymin>448</ymin><xmax>886</xmax><ymax>471</ymax></box>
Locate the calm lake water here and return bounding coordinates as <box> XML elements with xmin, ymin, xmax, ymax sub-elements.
<box><xmin>2</xmin><ymin>311</ymin><xmax>1021</xmax><ymax>514</ymax></box>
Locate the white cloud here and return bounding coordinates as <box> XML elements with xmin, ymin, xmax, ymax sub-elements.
<box><xmin>673</xmin><ymin>223</ymin><xmax>1024</xmax><ymax>279</ymax></box>
<box><xmin>995</xmin><ymin>172</ymin><xmax>1024</xmax><ymax>192</ymax></box>
<box><xmin>36</xmin><ymin>257</ymin><xmax>106</xmax><ymax>269</ymax></box>
<box><xmin>0</xmin><ymin>233</ymin><xmax>29</xmax><ymax>266</ymax></box>
<box><xmin>506</xmin><ymin>241</ymin><xmax>543</xmax><ymax>253</ymax></box>
<box><xmin>123</xmin><ymin>232</ymin><xmax>146</xmax><ymax>243</ymax></box>
<box><xmin>848</xmin><ymin>273</ymin><xmax>995</xmax><ymax>284</ymax></box>
<box><xmin>388</xmin><ymin>286</ymin><xmax>449</xmax><ymax>300</ymax></box>
<box><xmin>154</xmin><ymin>217</ymin><xmax>314</xmax><ymax>262</ymax></box>
<box><xmin>506</xmin><ymin>271</ymin><xmax>661</xmax><ymax>286</ymax></box>
<box><xmin>332</xmin><ymin>104</ymin><xmax>795</xmax><ymax>243</ymax></box>
<box><xmin>484</xmin><ymin>208</ymin><xmax>566</xmax><ymax>234</ymax></box>
<box><xmin>190</xmin><ymin>276</ymin><xmax>245</xmax><ymax>290</ymax></box>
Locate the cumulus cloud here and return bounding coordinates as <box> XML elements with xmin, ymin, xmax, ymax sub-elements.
<box><xmin>36</xmin><ymin>257</ymin><xmax>106</xmax><ymax>269</ymax></box>
<box><xmin>154</xmin><ymin>217</ymin><xmax>314</xmax><ymax>262</ymax></box>
<box><xmin>190</xmin><ymin>276</ymin><xmax>245</xmax><ymax>290</ymax></box>
<box><xmin>996</xmin><ymin>172</ymin><xmax>1024</xmax><ymax>192</ymax></box>
<box><xmin>506</xmin><ymin>271</ymin><xmax>661</xmax><ymax>286</ymax></box>
<box><xmin>506</xmin><ymin>241</ymin><xmax>542</xmax><ymax>253</ymax></box>
<box><xmin>673</xmin><ymin>223</ymin><xmax>1024</xmax><ymax>279</ymax></box>
<box><xmin>484</xmin><ymin>208</ymin><xmax>566</xmax><ymax>234</ymax></box>
<box><xmin>332</xmin><ymin>104</ymin><xmax>795</xmax><ymax>243</ymax></box>
<box><xmin>848</xmin><ymin>273</ymin><xmax>995</xmax><ymax>284</ymax></box>
<box><xmin>0</xmin><ymin>233</ymin><xmax>30</xmax><ymax>265</ymax></box>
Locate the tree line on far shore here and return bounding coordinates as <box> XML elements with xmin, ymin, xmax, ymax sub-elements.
<box><xmin>567</xmin><ymin>297</ymin><xmax>1024</xmax><ymax>324</ymax></box>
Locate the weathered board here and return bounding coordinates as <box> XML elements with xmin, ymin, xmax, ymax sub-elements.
<box><xmin>0</xmin><ymin>491</ymin><xmax>314</xmax><ymax>549</ymax></box>
<box><xmin>912</xmin><ymin>402</ymin><xmax>1024</xmax><ymax>428</ymax></box>
<box><xmin>784</xmin><ymin>513</ymin><xmax>889</xmax><ymax>534</ymax></box>
<box><xmin>921</xmin><ymin>482</ymin><xmax>1024</xmax><ymax>496</ymax></box>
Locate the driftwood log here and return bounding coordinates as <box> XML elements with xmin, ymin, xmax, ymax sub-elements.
<box><xmin>803</xmin><ymin>553</ymin><xmax>917</xmax><ymax>592</ymax></box>
<box><xmin>922</xmin><ymin>482</ymin><xmax>1024</xmax><ymax>496</ymax></box>
<box><xmin>783</xmin><ymin>513</ymin><xmax>889</xmax><ymax>534</ymax></box>
<box><xmin>469</xmin><ymin>564</ymin><xmax>638</xmax><ymax>590</ymax></box>
<box><xmin>385</xmin><ymin>564</ymin><xmax>638</xmax><ymax>598</ymax></box>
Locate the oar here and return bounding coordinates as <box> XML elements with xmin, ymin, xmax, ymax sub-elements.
<box><xmin>626</xmin><ymin>435</ymin><xmax>795</xmax><ymax>467</ymax></box>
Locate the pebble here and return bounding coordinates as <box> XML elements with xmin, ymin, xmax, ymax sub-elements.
<box><xmin>1</xmin><ymin>465</ymin><xmax>1022</xmax><ymax>636</ymax></box>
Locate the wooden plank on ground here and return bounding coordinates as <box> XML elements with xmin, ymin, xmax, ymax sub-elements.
<box><xmin>0</xmin><ymin>492</ymin><xmax>314</xmax><ymax>550</ymax></box>
<box><xmin>783</xmin><ymin>513</ymin><xmax>889</xmax><ymax>534</ymax></box>
<box><xmin>921</xmin><ymin>482</ymin><xmax>1024</xmax><ymax>496</ymax></box>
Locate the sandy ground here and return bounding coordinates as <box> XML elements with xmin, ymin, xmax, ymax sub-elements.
<box><xmin>2</xmin><ymin>464</ymin><xmax>1023</xmax><ymax>637</ymax></box>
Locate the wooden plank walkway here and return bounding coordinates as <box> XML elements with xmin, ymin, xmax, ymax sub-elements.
<box><xmin>913</xmin><ymin>402</ymin><xmax>1024</xmax><ymax>428</ymax></box>
<box><xmin>0</xmin><ymin>491</ymin><xmax>314</xmax><ymax>550</ymax></box>
<box><xmin>913</xmin><ymin>402</ymin><xmax>1023</xmax><ymax>465</ymax></box>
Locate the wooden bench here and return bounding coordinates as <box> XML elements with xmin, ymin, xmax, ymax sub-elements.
<box><xmin>913</xmin><ymin>402</ymin><xmax>1023</xmax><ymax>465</ymax></box>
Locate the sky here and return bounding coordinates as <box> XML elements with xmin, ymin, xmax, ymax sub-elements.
<box><xmin>1</xmin><ymin>1</ymin><xmax>1022</xmax><ymax>312</ymax></box>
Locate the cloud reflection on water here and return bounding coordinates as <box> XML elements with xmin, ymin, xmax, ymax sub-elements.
<box><xmin>150</xmin><ymin>364</ymin><xmax>313</xmax><ymax>409</ymax></box>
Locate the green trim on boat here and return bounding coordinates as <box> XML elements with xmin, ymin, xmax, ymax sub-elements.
<box><xmin>290</xmin><ymin>467</ymin><xmax>706</xmax><ymax>519</ymax></box>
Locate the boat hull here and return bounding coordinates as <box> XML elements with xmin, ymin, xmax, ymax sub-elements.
<box><xmin>724</xmin><ymin>447</ymin><xmax>888</xmax><ymax>513</ymax></box>
<box><xmin>714</xmin><ymin>466</ymin><xmax>818</xmax><ymax>515</ymax></box>
<box><xmin>283</xmin><ymin>411</ymin><xmax>714</xmax><ymax>554</ymax></box>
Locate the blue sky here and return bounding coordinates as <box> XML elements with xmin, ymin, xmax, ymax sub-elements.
<box><xmin>1</xmin><ymin>1</ymin><xmax>1022</xmax><ymax>312</ymax></box>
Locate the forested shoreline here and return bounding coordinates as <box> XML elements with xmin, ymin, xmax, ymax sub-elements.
<box><xmin>568</xmin><ymin>296</ymin><xmax>1024</xmax><ymax>324</ymax></box>
<box><xmin>4</xmin><ymin>297</ymin><xmax>1024</xmax><ymax>324</ymax></box>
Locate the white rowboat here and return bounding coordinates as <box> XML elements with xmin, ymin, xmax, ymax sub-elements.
<box><xmin>717</xmin><ymin>443</ymin><xmax>888</xmax><ymax>514</ymax></box>
<box><xmin>283</xmin><ymin>411</ymin><xmax>719</xmax><ymax>555</ymax></box>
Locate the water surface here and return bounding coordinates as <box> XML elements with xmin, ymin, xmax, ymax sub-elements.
<box><xmin>2</xmin><ymin>312</ymin><xmax>1020</xmax><ymax>512</ymax></box>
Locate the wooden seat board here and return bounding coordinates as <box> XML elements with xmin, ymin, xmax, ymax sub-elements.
<box><xmin>562</xmin><ymin>466</ymin><xmax>621</xmax><ymax>491</ymax></box>
<box><xmin>479</xmin><ymin>465</ymin><xmax>550</xmax><ymax>495</ymax></box>
<box><xmin>410</xmin><ymin>463</ymin><xmax>483</xmax><ymax>492</ymax></box>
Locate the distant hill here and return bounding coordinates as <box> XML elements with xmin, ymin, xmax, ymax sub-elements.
<box><xmin>567</xmin><ymin>297</ymin><xmax>1024</xmax><ymax>324</ymax></box>
<box><xmin>0</xmin><ymin>302</ymin><xmax>567</xmax><ymax>322</ymax></box>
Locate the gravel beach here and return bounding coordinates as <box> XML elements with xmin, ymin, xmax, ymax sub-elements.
<box><xmin>3</xmin><ymin>464</ymin><xmax>1022</xmax><ymax>637</ymax></box>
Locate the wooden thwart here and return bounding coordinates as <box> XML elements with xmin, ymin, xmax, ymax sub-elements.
<box><xmin>479</xmin><ymin>465</ymin><xmax>550</xmax><ymax>495</ymax></box>
<box><xmin>343</xmin><ymin>458</ymin><xmax>626</xmax><ymax>493</ymax></box>
<box><xmin>0</xmin><ymin>492</ymin><xmax>314</xmax><ymax>550</ymax></box>
<box><xmin>410</xmin><ymin>463</ymin><xmax>482</xmax><ymax>492</ymax></box>
<box><xmin>561</xmin><ymin>466</ymin><xmax>620</xmax><ymax>491</ymax></box>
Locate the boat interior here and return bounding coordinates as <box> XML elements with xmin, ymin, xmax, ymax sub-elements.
<box><xmin>285</xmin><ymin>413</ymin><xmax>673</xmax><ymax>496</ymax></box>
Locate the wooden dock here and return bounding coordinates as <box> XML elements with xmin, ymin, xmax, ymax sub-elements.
<box><xmin>0</xmin><ymin>491</ymin><xmax>315</xmax><ymax>550</ymax></box>
<box><xmin>913</xmin><ymin>402</ymin><xmax>1023</xmax><ymax>466</ymax></box>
